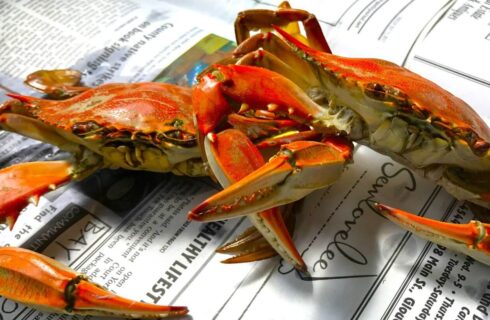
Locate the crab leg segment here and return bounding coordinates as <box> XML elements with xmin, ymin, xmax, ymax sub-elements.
<box><xmin>0</xmin><ymin>161</ymin><xmax>73</xmax><ymax>229</ymax></box>
<box><xmin>0</xmin><ymin>247</ymin><xmax>187</xmax><ymax>317</ymax></box>
<box><xmin>189</xmin><ymin>136</ymin><xmax>351</xmax><ymax>222</ymax></box>
<box><xmin>199</xmin><ymin>128</ymin><xmax>306</xmax><ymax>271</ymax></box>
<box><xmin>375</xmin><ymin>203</ymin><xmax>490</xmax><ymax>265</ymax></box>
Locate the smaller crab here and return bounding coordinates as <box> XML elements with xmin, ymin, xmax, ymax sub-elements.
<box><xmin>0</xmin><ymin>81</ymin><xmax>205</xmax><ymax>226</ymax></box>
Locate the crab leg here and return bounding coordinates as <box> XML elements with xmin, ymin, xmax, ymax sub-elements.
<box><xmin>234</xmin><ymin>3</ymin><xmax>330</xmax><ymax>53</ymax></box>
<box><xmin>375</xmin><ymin>203</ymin><xmax>490</xmax><ymax>265</ymax></box>
<box><xmin>0</xmin><ymin>161</ymin><xmax>73</xmax><ymax>229</ymax></box>
<box><xmin>0</xmin><ymin>247</ymin><xmax>187</xmax><ymax>317</ymax></box>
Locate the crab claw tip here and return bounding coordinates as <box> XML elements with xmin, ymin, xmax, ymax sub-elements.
<box><xmin>187</xmin><ymin>209</ymin><xmax>205</xmax><ymax>221</ymax></box>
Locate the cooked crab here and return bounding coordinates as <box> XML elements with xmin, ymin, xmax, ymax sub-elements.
<box><xmin>186</xmin><ymin>3</ymin><xmax>490</xmax><ymax>267</ymax></box>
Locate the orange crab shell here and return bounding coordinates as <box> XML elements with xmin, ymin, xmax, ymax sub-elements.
<box><xmin>6</xmin><ymin>82</ymin><xmax>196</xmax><ymax>138</ymax></box>
<box><xmin>274</xmin><ymin>27</ymin><xmax>490</xmax><ymax>155</ymax></box>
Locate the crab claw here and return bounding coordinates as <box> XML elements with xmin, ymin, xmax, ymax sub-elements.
<box><xmin>195</xmin><ymin>129</ymin><xmax>307</xmax><ymax>270</ymax></box>
<box><xmin>0</xmin><ymin>247</ymin><xmax>188</xmax><ymax>317</ymax></box>
<box><xmin>375</xmin><ymin>203</ymin><xmax>490</xmax><ymax>265</ymax></box>
<box><xmin>193</xmin><ymin>64</ymin><xmax>326</xmax><ymax>138</ymax></box>
<box><xmin>189</xmin><ymin>136</ymin><xmax>351</xmax><ymax>222</ymax></box>
<box><xmin>192</xmin><ymin>63</ymin><xmax>351</xmax><ymax>270</ymax></box>
<box><xmin>0</xmin><ymin>161</ymin><xmax>73</xmax><ymax>229</ymax></box>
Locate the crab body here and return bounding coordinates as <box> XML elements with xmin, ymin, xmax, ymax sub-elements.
<box><xmin>1</xmin><ymin>82</ymin><xmax>203</xmax><ymax>176</ymax></box>
<box><xmin>188</xmin><ymin>4</ymin><xmax>490</xmax><ymax>269</ymax></box>
<box><xmin>216</xmin><ymin>21</ymin><xmax>489</xmax><ymax>209</ymax></box>
<box><xmin>0</xmin><ymin>82</ymin><xmax>208</xmax><ymax>229</ymax></box>
<box><xmin>273</xmin><ymin>27</ymin><xmax>490</xmax><ymax>206</ymax></box>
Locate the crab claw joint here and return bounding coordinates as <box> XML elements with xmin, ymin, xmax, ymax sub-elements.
<box><xmin>0</xmin><ymin>247</ymin><xmax>188</xmax><ymax>318</ymax></box>
<box><xmin>189</xmin><ymin>137</ymin><xmax>351</xmax><ymax>221</ymax></box>
<box><xmin>375</xmin><ymin>203</ymin><xmax>490</xmax><ymax>266</ymax></box>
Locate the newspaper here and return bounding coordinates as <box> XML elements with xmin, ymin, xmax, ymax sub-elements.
<box><xmin>0</xmin><ymin>0</ymin><xmax>489</xmax><ymax>319</ymax></box>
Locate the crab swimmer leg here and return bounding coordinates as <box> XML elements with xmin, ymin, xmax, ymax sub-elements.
<box><xmin>375</xmin><ymin>203</ymin><xmax>490</xmax><ymax>265</ymax></box>
<box><xmin>0</xmin><ymin>247</ymin><xmax>187</xmax><ymax>317</ymax></box>
<box><xmin>0</xmin><ymin>161</ymin><xmax>73</xmax><ymax>229</ymax></box>
<box><xmin>197</xmin><ymin>128</ymin><xmax>306</xmax><ymax>271</ymax></box>
<box><xmin>24</xmin><ymin>69</ymin><xmax>89</xmax><ymax>99</ymax></box>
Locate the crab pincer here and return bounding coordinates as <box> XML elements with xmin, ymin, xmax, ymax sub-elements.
<box><xmin>189</xmin><ymin>63</ymin><xmax>353</xmax><ymax>270</ymax></box>
<box><xmin>0</xmin><ymin>247</ymin><xmax>187</xmax><ymax>317</ymax></box>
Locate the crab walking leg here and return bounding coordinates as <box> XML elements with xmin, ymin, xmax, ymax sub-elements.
<box><xmin>0</xmin><ymin>161</ymin><xmax>73</xmax><ymax>229</ymax></box>
<box><xmin>199</xmin><ymin>129</ymin><xmax>306</xmax><ymax>271</ymax></box>
<box><xmin>189</xmin><ymin>136</ymin><xmax>351</xmax><ymax>228</ymax></box>
<box><xmin>375</xmin><ymin>203</ymin><xmax>490</xmax><ymax>265</ymax></box>
<box><xmin>0</xmin><ymin>247</ymin><xmax>187</xmax><ymax>317</ymax></box>
<box><xmin>234</xmin><ymin>3</ymin><xmax>331</xmax><ymax>53</ymax></box>
<box><xmin>217</xmin><ymin>204</ymin><xmax>296</xmax><ymax>264</ymax></box>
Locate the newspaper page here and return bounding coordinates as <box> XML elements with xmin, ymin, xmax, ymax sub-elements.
<box><xmin>0</xmin><ymin>0</ymin><xmax>221</xmax><ymax>94</ymax></box>
<box><xmin>160</xmin><ymin>0</ymin><xmax>453</xmax><ymax>63</ymax></box>
<box><xmin>1</xmin><ymin>1</ymin><xmax>490</xmax><ymax>320</ymax></box>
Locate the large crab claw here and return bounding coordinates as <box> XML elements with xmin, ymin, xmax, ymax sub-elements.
<box><xmin>375</xmin><ymin>203</ymin><xmax>490</xmax><ymax>265</ymax></box>
<box><xmin>0</xmin><ymin>247</ymin><xmax>187</xmax><ymax>317</ymax></box>
<box><xmin>190</xmin><ymin>63</ymin><xmax>352</xmax><ymax>270</ymax></box>
<box><xmin>0</xmin><ymin>161</ymin><xmax>73</xmax><ymax>229</ymax></box>
<box><xmin>189</xmin><ymin>136</ymin><xmax>351</xmax><ymax>220</ymax></box>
